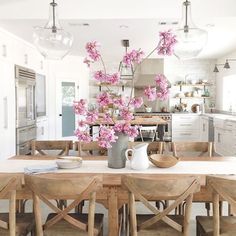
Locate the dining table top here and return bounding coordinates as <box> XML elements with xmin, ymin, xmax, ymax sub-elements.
<box><xmin>5</xmin><ymin>155</ymin><xmax>236</xmax><ymax>178</ymax></box>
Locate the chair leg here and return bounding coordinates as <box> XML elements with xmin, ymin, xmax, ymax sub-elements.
<box><xmin>196</xmin><ymin>220</ymin><xmax>201</xmax><ymax>236</ymax></box>
<box><xmin>205</xmin><ymin>202</ymin><xmax>211</xmax><ymax>216</ymax></box>
<box><xmin>75</xmin><ymin>200</ymin><xmax>85</xmax><ymax>213</ymax></box>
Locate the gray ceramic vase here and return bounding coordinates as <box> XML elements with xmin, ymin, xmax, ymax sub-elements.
<box><xmin>108</xmin><ymin>132</ymin><xmax>129</xmax><ymax>168</ymax></box>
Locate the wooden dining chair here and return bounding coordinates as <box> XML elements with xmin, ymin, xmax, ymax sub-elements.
<box><xmin>170</xmin><ymin>142</ymin><xmax>214</xmax><ymax>216</ymax></box>
<box><xmin>196</xmin><ymin>175</ymin><xmax>236</xmax><ymax>236</ymax></box>
<box><xmin>0</xmin><ymin>176</ymin><xmax>35</xmax><ymax>236</ymax></box>
<box><xmin>74</xmin><ymin>141</ymin><xmax>107</xmax><ymax>157</ymax></box>
<box><xmin>25</xmin><ymin>174</ymin><xmax>104</xmax><ymax>236</ymax></box>
<box><xmin>170</xmin><ymin>142</ymin><xmax>214</xmax><ymax>158</ymax></box>
<box><xmin>30</xmin><ymin>140</ymin><xmax>73</xmax><ymax>156</ymax></box>
<box><xmin>122</xmin><ymin>175</ymin><xmax>200</xmax><ymax>236</ymax></box>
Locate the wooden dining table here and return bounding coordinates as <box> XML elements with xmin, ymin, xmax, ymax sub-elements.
<box><xmin>2</xmin><ymin>155</ymin><xmax>236</xmax><ymax>236</ymax></box>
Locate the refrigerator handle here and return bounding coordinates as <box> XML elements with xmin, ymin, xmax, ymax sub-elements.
<box><xmin>3</xmin><ymin>96</ymin><xmax>8</xmax><ymax>129</ymax></box>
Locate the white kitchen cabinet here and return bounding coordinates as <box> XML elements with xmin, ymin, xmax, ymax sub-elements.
<box><xmin>0</xmin><ymin>59</ymin><xmax>16</xmax><ymax>159</ymax></box>
<box><xmin>214</xmin><ymin>118</ymin><xmax>236</xmax><ymax>156</ymax></box>
<box><xmin>172</xmin><ymin>114</ymin><xmax>200</xmax><ymax>142</ymax></box>
<box><xmin>200</xmin><ymin>116</ymin><xmax>209</xmax><ymax>141</ymax></box>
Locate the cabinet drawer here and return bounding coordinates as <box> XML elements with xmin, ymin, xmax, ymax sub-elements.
<box><xmin>224</xmin><ymin>120</ymin><xmax>236</xmax><ymax>130</ymax></box>
<box><xmin>172</xmin><ymin>115</ymin><xmax>200</xmax><ymax>131</ymax></box>
<box><xmin>172</xmin><ymin>130</ymin><xmax>200</xmax><ymax>141</ymax></box>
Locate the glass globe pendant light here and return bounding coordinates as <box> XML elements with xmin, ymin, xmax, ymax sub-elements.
<box><xmin>174</xmin><ymin>0</ymin><xmax>208</xmax><ymax>60</ymax></box>
<box><xmin>33</xmin><ymin>0</ymin><xmax>73</xmax><ymax>60</ymax></box>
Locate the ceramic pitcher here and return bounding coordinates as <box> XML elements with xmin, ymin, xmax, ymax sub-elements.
<box><xmin>125</xmin><ymin>143</ymin><xmax>149</xmax><ymax>170</ymax></box>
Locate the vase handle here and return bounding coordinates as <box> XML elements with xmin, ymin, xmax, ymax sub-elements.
<box><xmin>125</xmin><ymin>149</ymin><xmax>133</xmax><ymax>161</ymax></box>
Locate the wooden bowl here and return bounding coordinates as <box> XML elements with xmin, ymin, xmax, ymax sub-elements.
<box><xmin>149</xmin><ymin>154</ymin><xmax>179</xmax><ymax>168</ymax></box>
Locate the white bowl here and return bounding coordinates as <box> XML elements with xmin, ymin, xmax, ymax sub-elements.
<box><xmin>145</xmin><ymin>107</ymin><xmax>152</xmax><ymax>112</ymax></box>
<box><xmin>56</xmin><ymin>159</ymin><xmax>82</xmax><ymax>169</ymax></box>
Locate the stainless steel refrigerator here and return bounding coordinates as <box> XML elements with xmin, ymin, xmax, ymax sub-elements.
<box><xmin>15</xmin><ymin>65</ymin><xmax>36</xmax><ymax>154</ymax></box>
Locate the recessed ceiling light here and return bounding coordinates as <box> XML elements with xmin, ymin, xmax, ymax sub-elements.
<box><xmin>158</xmin><ymin>21</ymin><xmax>179</xmax><ymax>26</ymax></box>
<box><xmin>206</xmin><ymin>23</ymin><xmax>215</xmax><ymax>28</ymax></box>
<box><xmin>119</xmin><ymin>25</ymin><xmax>129</xmax><ymax>29</ymax></box>
<box><xmin>68</xmin><ymin>22</ymin><xmax>90</xmax><ymax>27</ymax></box>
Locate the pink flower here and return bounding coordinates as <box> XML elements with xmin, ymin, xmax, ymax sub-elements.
<box><xmin>157</xmin><ymin>88</ymin><xmax>169</xmax><ymax>101</ymax></box>
<box><xmin>73</xmin><ymin>99</ymin><xmax>87</xmax><ymax>115</ymax></box>
<box><xmin>155</xmin><ymin>74</ymin><xmax>169</xmax><ymax>90</ymax></box>
<box><xmin>106</xmin><ymin>73</ymin><xmax>120</xmax><ymax>85</ymax></box>
<box><xmin>124</xmin><ymin>125</ymin><xmax>139</xmax><ymax>138</ymax></box>
<box><xmin>123</xmin><ymin>49</ymin><xmax>144</xmax><ymax>67</ymax></box>
<box><xmin>144</xmin><ymin>86</ymin><xmax>157</xmax><ymax>101</ymax></box>
<box><xmin>85</xmin><ymin>41</ymin><xmax>101</xmax><ymax>61</ymax></box>
<box><xmin>78</xmin><ymin>120</ymin><xmax>87</xmax><ymax>127</ymax></box>
<box><xmin>83</xmin><ymin>57</ymin><xmax>91</xmax><ymax>67</ymax></box>
<box><xmin>130</xmin><ymin>97</ymin><xmax>143</xmax><ymax>108</ymax></box>
<box><xmin>97</xmin><ymin>92</ymin><xmax>111</xmax><ymax>107</ymax></box>
<box><xmin>113</xmin><ymin>97</ymin><xmax>126</xmax><ymax>109</ymax></box>
<box><xmin>74</xmin><ymin>129</ymin><xmax>92</xmax><ymax>143</ymax></box>
<box><xmin>97</xmin><ymin>126</ymin><xmax>118</xmax><ymax>148</ymax></box>
<box><xmin>94</xmin><ymin>70</ymin><xmax>106</xmax><ymax>83</ymax></box>
<box><xmin>103</xmin><ymin>113</ymin><xmax>113</xmax><ymax>123</ymax></box>
<box><xmin>114</xmin><ymin>123</ymin><xmax>124</xmax><ymax>133</ymax></box>
<box><xmin>157</xmin><ymin>30</ymin><xmax>177</xmax><ymax>56</ymax></box>
<box><xmin>120</xmin><ymin>108</ymin><xmax>134</xmax><ymax>121</ymax></box>
<box><xmin>86</xmin><ymin>110</ymin><xmax>98</xmax><ymax>124</ymax></box>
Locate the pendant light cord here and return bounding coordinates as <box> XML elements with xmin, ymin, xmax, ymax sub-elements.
<box><xmin>51</xmin><ymin>0</ymin><xmax>57</xmax><ymax>33</ymax></box>
<box><xmin>184</xmin><ymin>0</ymin><xmax>189</xmax><ymax>33</ymax></box>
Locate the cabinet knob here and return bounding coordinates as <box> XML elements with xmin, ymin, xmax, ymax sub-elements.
<box><xmin>59</xmin><ymin>114</ymin><xmax>62</xmax><ymax>117</ymax></box>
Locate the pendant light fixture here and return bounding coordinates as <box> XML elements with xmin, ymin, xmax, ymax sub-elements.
<box><xmin>119</xmin><ymin>40</ymin><xmax>134</xmax><ymax>80</ymax></box>
<box><xmin>174</xmin><ymin>0</ymin><xmax>208</xmax><ymax>60</ymax></box>
<box><xmin>33</xmin><ymin>0</ymin><xmax>73</xmax><ymax>60</ymax></box>
<box><xmin>213</xmin><ymin>64</ymin><xmax>224</xmax><ymax>73</ymax></box>
<box><xmin>224</xmin><ymin>59</ymin><xmax>236</xmax><ymax>69</ymax></box>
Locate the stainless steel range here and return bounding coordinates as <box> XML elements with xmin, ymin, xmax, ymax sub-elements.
<box><xmin>135</xmin><ymin>112</ymin><xmax>172</xmax><ymax>141</ymax></box>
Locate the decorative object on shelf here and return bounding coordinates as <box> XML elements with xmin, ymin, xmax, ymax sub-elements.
<box><xmin>175</xmin><ymin>0</ymin><xmax>208</xmax><ymax>60</ymax></box>
<box><xmin>74</xmin><ymin>31</ymin><xmax>177</xmax><ymax>168</ymax></box>
<box><xmin>33</xmin><ymin>0</ymin><xmax>73</xmax><ymax>60</ymax></box>
<box><xmin>118</xmin><ymin>40</ymin><xmax>134</xmax><ymax>81</ymax></box>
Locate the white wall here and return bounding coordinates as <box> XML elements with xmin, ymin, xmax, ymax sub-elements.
<box><xmin>46</xmin><ymin>56</ymin><xmax>90</xmax><ymax>139</ymax></box>
<box><xmin>164</xmin><ymin>57</ymin><xmax>216</xmax><ymax>112</ymax></box>
<box><xmin>216</xmin><ymin>50</ymin><xmax>236</xmax><ymax>111</ymax></box>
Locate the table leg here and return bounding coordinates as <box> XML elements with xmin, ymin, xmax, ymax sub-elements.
<box><xmin>108</xmin><ymin>187</ymin><xmax>119</xmax><ymax>236</ymax></box>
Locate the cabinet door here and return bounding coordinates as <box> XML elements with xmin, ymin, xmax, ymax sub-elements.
<box><xmin>200</xmin><ymin>117</ymin><xmax>209</xmax><ymax>142</ymax></box>
<box><xmin>0</xmin><ymin>60</ymin><xmax>15</xmax><ymax>159</ymax></box>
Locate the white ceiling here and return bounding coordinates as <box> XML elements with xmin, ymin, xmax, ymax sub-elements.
<box><xmin>0</xmin><ymin>0</ymin><xmax>236</xmax><ymax>60</ymax></box>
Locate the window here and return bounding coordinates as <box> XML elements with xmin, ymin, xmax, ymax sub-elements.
<box><xmin>222</xmin><ymin>75</ymin><xmax>236</xmax><ymax>112</ymax></box>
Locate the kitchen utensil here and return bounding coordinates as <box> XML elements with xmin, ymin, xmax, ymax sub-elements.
<box><xmin>149</xmin><ymin>154</ymin><xmax>179</xmax><ymax>168</ymax></box>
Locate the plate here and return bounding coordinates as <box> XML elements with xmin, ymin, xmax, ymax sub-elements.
<box><xmin>56</xmin><ymin>159</ymin><xmax>82</xmax><ymax>169</ymax></box>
